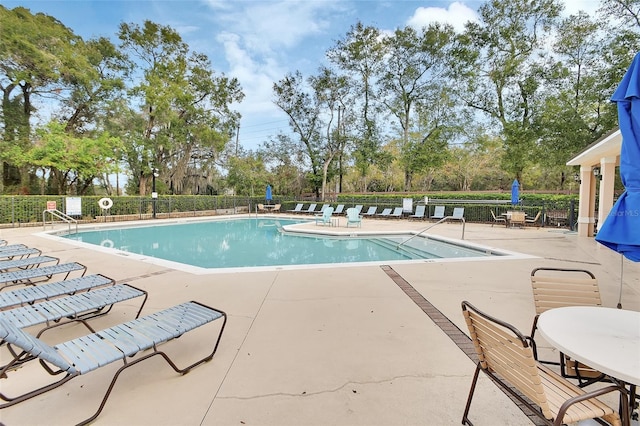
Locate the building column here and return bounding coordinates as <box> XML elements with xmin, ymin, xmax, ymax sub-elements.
<box><xmin>597</xmin><ymin>157</ymin><xmax>617</xmax><ymax>233</ymax></box>
<box><xmin>577</xmin><ymin>166</ymin><xmax>597</xmax><ymax>237</ymax></box>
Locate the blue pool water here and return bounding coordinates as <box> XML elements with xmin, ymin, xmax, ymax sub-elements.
<box><xmin>62</xmin><ymin>218</ymin><xmax>499</xmax><ymax>269</ymax></box>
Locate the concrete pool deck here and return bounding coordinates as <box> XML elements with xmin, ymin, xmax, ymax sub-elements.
<box><xmin>1</xmin><ymin>215</ymin><xmax>638</xmax><ymax>425</ymax></box>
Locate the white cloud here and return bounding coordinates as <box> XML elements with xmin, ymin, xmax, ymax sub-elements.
<box><xmin>407</xmin><ymin>2</ymin><xmax>478</xmax><ymax>33</ymax></box>
<box><xmin>562</xmin><ymin>0</ymin><xmax>600</xmax><ymax>17</ymax></box>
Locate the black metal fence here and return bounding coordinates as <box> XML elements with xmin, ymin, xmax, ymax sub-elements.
<box><xmin>0</xmin><ymin>195</ymin><xmax>578</xmax><ymax>230</ymax></box>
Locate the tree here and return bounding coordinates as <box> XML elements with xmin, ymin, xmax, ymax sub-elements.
<box><xmin>0</xmin><ymin>6</ymin><xmax>94</xmax><ymax>192</ymax></box>
<box><xmin>117</xmin><ymin>21</ymin><xmax>243</xmax><ymax>196</ymax></box>
<box><xmin>454</xmin><ymin>0</ymin><xmax>562</xmax><ymax>180</ymax></box>
<box><xmin>378</xmin><ymin>24</ymin><xmax>457</xmax><ymax>190</ymax></box>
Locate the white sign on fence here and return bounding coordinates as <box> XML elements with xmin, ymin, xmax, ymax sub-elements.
<box><xmin>66</xmin><ymin>197</ymin><xmax>82</xmax><ymax>216</ymax></box>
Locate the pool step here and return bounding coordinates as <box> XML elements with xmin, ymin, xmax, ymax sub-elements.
<box><xmin>369</xmin><ymin>237</ymin><xmax>435</xmax><ymax>260</ymax></box>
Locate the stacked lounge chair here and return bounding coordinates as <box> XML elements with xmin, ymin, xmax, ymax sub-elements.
<box><xmin>0</xmin><ymin>240</ymin><xmax>228</xmax><ymax>424</ymax></box>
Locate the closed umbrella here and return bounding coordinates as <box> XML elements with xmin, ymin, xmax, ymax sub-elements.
<box><xmin>265</xmin><ymin>185</ymin><xmax>272</xmax><ymax>204</ymax></box>
<box><xmin>511</xmin><ymin>179</ymin><xmax>520</xmax><ymax>206</ymax></box>
<box><xmin>595</xmin><ymin>51</ymin><xmax>640</xmax><ymax>306</ymax></box>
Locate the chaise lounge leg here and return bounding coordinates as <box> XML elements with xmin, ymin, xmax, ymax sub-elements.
<box><xmin>462</xmin><ymin>362</ymin><xmax>481</xmax><ymax>425</ymax></box>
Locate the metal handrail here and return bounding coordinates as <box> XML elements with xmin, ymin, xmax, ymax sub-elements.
<box><xmin>43</xmin><ymin>209</ymin><xmax>78</xmax><ymax>234</ymax></box>
<box><xmin>396</xmin><ymin>216</ymin><xmax>465</xmax><ymax>249</ymax></box>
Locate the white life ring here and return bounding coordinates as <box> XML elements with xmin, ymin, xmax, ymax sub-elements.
<box><xmin>100</xmin><ymin>239</ymin><xmax>114</xmax><ymax>248</ymax></box>
<box><xmin>98</xmin><ymin>197</ymin><xmax>113</xmax><ymax>210</ymax></box>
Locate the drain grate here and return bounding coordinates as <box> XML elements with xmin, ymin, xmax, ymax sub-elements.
<box><xmin>380</xmin><ymin>265</ymin><xmax>546</xmax><ymax>425</ymax></box>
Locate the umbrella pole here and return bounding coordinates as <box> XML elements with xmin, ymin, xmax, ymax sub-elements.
<box><xmin>618</xmin><ymin>254</ymin><xmax>623</xmax><ymax>309</ymax></box>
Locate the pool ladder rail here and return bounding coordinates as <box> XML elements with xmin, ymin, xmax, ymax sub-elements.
<box><xmin>396</xmin><ymin>216</ymin><xmax>465</xmax><ymax>250</ymax></box>
<box><xmin>43</xmin><ymin>209</ymin><xmax>78</xmax><ymax>235</ymax></box>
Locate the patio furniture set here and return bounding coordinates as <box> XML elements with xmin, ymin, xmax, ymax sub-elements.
<box><xmin>0</xmin><ymin>240</ymin><xmax>227</xmax><ymax>425</ymax></box>
<box><xmin>462</xmin><ymin>267</ymin><xmax>639</xmax><ymax>426</ymax></box>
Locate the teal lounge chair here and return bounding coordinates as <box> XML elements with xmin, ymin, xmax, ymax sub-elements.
<box><xmin>346</xmin><ymin>208</ymin><xmax>362</xmax><ymax>228</ymax></box>
<box><xmin>0</xmin><ymin>301</ymin><xmax>227</xmax><ymax>425</ymax></box>
<box><xmin>315</xmin><ymin>207</ymin><xmax>334</xmax><ymax>226</ymax></box>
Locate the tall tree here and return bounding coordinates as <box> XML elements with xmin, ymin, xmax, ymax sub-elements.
<box><xmin>378</xmin><ymin>23</ymin><xmax>456</xmax><ymax>190</ymax></box>
<box><xmin>454</xmin><ymin>0</ymin><xmax>562</xmax><ymax>180</ymax></box>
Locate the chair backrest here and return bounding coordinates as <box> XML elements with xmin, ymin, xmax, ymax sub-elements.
<box><xmin>392</xmin><ymin>207</ymin><xmax>403</xmax><ymax>216</ymax></box>
<box><xmin>257</xmin><ymin>204</ymin><xmax>264</xmax><ymax>210</ymax></box>
<box><xmin>323</xmin><ymin>207</ymin><xmax>334</xmax><ymax>219</ymax></box>
<box><xmin>273</xmin><ymin>204</ymin><xmax>281</xmax><ymax>211</ymax></box>
<box><xmin>346</xmin><ymin>208</ymin><xmax>360</xmax><ymax>221</ymax></box>
<box><xmin>354</xmin><ymin>205</ymin><xmax>363</xmax><ymax>215</ymax></box>
<box><xmin>320</xmin><ymin>204</ymin><xmax>330</xmax><ymax>212</ymax></box>
<box><xmin>334</xmin><ymin>204</ymin><xmax>345</xmax><ymax>214</ymax></box>
<box><xmin>528</xmin><ymin>211</ymin><xmax>541</xmax><ymax>222</ymax></box>
<box><xmin>530</xmin><ymin>268</ymin><xmax>601</xmax><ymax>315</ymax></box>
<box><xmin>490</xmin><ymin>210</ymin><xmax>498</xmax><ymax>220</ymax></box>
<box><xmin>307</xmin><ymin>203</ymin><xmax>317</xmax><ymax>212</ymax></box>
<box><xmin>293</xmin><ymin>203</ymin><xmax>303</xmax><ymax>211</ymax></box>
<box><xmin>414</xmin><ymin>205</ymin><xmax>425</xmax><ymax>216</ymax></box>
<box><xmin>510</xmin><ymin>211</ymin><xmax>526</xmax><ymax>223</ymax></box>
<box><xmin>365</xmin><ymin>206</ymin><xmax>377</xmax><ymax>215</ymax></box>
<box><xmin>452</xmin><ymin>207</ymin><xmax>464</xmax><ymax>219</ymax></box>
<box><xmin>379</xmin><ymin>208</ymin><xmax>392</xmax><ymax>215</ymax></box>
<box><xmin>432</xmin><ymin>206</ymin><xmax>445</xmax><ymax>217</ymax></box>
<box><xmin>461</xmin><ymin>301</ymin><xmax>551</xmax><ymax>416</ymax></box>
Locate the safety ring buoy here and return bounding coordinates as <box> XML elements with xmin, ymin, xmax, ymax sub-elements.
<box><xmin>98</xmin><ymin>197</ymin><xmax>113</xmax><ymax>210</ymax></box>
<box><xmin>100</xmin><ymin>239</ymin><xmax>114</xmax><ymax>248</ymax></box>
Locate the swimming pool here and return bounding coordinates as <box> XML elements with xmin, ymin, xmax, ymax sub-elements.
<box><xmin>58</xmin><ymin>218</ymin><xmax>513</xmax><ymax>273</ymax></box>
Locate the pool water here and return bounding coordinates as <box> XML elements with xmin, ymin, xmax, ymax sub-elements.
<box><xmin>62</xmin><ymin>218</ymin><xmax>498</xmax><ymax>269</ymax></box>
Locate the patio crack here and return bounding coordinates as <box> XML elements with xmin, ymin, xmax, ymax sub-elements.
<box><xmin>380</xmin><ymin>265</ymin><xmax>546</xmax><ymax>426</ymax></box>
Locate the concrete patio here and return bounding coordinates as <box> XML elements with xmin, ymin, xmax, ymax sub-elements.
<box><xmin>0</xmin><ymin>215</ymin><xmax>638</xmax><ymax>425</ymax></box>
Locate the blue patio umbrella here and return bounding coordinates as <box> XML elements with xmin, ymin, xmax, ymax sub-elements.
<box><xmin>265</xmin><ymin>185</ymin><xmax>272</xmax><ymax>202</ymax></box>
<box><xmin>594</xmin><ymin>51</ymin><xmax>640</xmax><ymax>307</ymax></box>
<box><xmin>595</xmin><ymin>52</ymin><xmax>640</xmax><ymax>262</ymax></box>
<box><xmin>511</xmin><ymin>179</ymin><xmax>520</xmax><ymax>206</ymax></box>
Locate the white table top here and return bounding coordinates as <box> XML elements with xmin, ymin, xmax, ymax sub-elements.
<box><xmin>537</xmin><ymin>306</ymin><xmax>640</xmax><ymax>386</ymax></box>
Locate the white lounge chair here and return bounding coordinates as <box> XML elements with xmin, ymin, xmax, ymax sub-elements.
<box><xmin>430</xmin><ymin>206</ymin><xmax>445</xmax><ymax>220</ymax></box>
<box><xmin>409</xmin><ymin>205</ymin><xmax>426</xmax><ymax>220</ymax></box>
<box><xmin>362</xmin><ymin>206</ymin><xmax>377</xmax><ymax>216</ymax></box>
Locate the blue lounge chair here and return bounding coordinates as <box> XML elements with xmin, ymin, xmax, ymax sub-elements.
<box><xmin>0</xmin><ymin>256</ymin><xmax>59</xmax><ymax>272</ymax></box>
<box><xmin>376</xmin><ymin>208</ymin><xmax>392</xmax><ymax>218</ymax></box>
<box><xmin>346</xmin><ymin>208</ymin><xmax>362</xmax><ymax>228</ymax></box>
<box><xmin>333</xmin><ymin>204</ymin><xmax>345</xmax><ymax>215</ymax></box>
<box><xmin>315</xmin><ymin>207</ymin><xmax>334</xmax><ymax>226</ymax></box>
<box><xmin>0</xmin><ymin>284</ymin><xmax>148</xmax><ymax>334</ymax></box>
<box><xmin>0</xmin><ymin>274</ymin><xmax>115</xmax><ymax>310</ymax></box>
<box><xmin>0</xmin><ymin>244</ymin><xmax>28</xmax><ymax>253</ymax></box>
<box><xmin>451</xmin><ymin>207</ymin><xmax>465</xmax><ymax>222</ymax></box>
<box><xmin>389</xmin><ymin>207</ymin><xmax>403</xmax><ymax>219</ymax></box>
<box><xmin>430</xmin><ymin>206</ymin><xmax>445</xmax><ymax>220</ymax></box>
<box><xmin>319</xmin><ymin>204</ymin><xmax>330</xmax><ymax>212</ymax></box>
<box><xmin>353</xmin><ymin>205</ymin><xmax>363</xmax><ymax>215</ymax></box>
<box><xmin>409</xmin><ymin>205</ymin><xmax>426</xmax><ymax>220</ymax></box>
<box><xmin>0</xmin><ymin>248</ymin><xmax>42</xmax><ymax>260</ymax></box>
<box><xmin>0</xmin><ymin>262</ymin><xmax>87</xmax><ymax>289</ymax></box>
<box><xmin>287</xmin><ymin>203</ymin><xmax>304</xmax><ymax>213</ymax></box>
<box><xmin>0</xmin><ymin>301</ymin><xmax>227</xmax><ymax>425</ymax></box>
<box><xmin>303</xmin><ymin>203</ymin><xmax>318</xmax><ymax>214</ymax></box>
<box><xmin>362</xmin><ymin>206</ymin><xmax>377</xmax><ymax>216</ymax></box>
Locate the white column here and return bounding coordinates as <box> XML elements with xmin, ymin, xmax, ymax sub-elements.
<box><xmin>577</xmin><ymin>166</ymin><xmax>596</xmax><ymax>237</ymax></box>
<box><xmin>596</xmin><ymin>157</ymin><xmax>617</xmax><ymax>233</ymax></box>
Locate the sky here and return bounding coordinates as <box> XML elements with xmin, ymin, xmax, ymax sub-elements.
<box><xmin>2</xmin><ymin>0</ymin><xmax>602</xmax><ymax>151</ymax></box>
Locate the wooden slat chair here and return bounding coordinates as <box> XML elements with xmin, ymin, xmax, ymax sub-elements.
<box><xmin>530</xmin><ymin>267</ymin><xmax>605</xmax><ymax>385</ymax></box>
<box><xmin>461</xmin><ymin>301</ymin><xmax>624</xmax><ymax>426</ymax></box>
<box><xmin>0</xmin><ymin>301</ymin><xmax>227</xmax><ymax>425</ymax></box>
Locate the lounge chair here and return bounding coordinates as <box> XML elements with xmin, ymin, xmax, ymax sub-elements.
<box><xmin>0</xmin><ymin>240</ymin><xmax>6</xmax><ymax>247</ymax></box>
<box><xmin>302</xmin><ymin>203</ymin><xmax>318</xmax><ymax>214</ymax></box>
<box><xmin>529</xmin><ymin>267</ymin><xmax>605</xmax><ymax>385</ymax></box>
<box><xmin>389</xmin><ymin>207</ymin><xmax>403</xmax><ymax>219</ymax></box>
<box><xmin>461</xmin><ymin>301</ymin><xmax>623</xmax><ymax>426</ymax></box>
<box><xmin>353</xmin><ymin>205</ymin><xmax>363</xmax><ymax>215</ymax></box>
<box><xmin>0</xmin><ymin>244</ymin><xmax>28</xmax><ymax>253</ymax></box>
<box><xmin>376</xmin><ymin>208</ymin><xmax>392</xmax><ymax>218</ymax></box>
<box><xmin>490</xmin><ymin>210</ymin><xmax>506</xmax><ymax>227</ymax></box>
<box><xmin>526</xmin><ymin>211</ymin><xmax>542</xmax><ymax>227</ymax></box>
<box><xmin>362</xmin><ymin>206</ymin><xmax>377</xmax><ymax>216</ymax></box>
<box><xmin>0</xmin><ymin>256</ymin><xmax>59</xmax><ymax>272</ymax></box>
<box><xmin>286</xmin><ymin>203</ymin><xmax>303</xmax><ymax>213</ymax></box>
<box><xmin>319</xmin><ymin>204</ymin><xmax>330</xmax><ymax>212</ymax></box>
<box><xmin>315</xmin><ymin>207</ymin><xmax>334</xmax><ymax>226</ymax></box>
<box><xmin>0</xmin><ymin>274</ymin><xmax>115</xmax><ymax>310</ymax></box>
<box><xmin>0</xmin><ymin>301</ymin><xmax>227</xmax><ymax>425</ymax></box>
<box><xmin>333</xmin><ymin>204</ymin><xmax>345</xmax><ymax>215</ymax></box>
<box><xmin>451</xmin><ymin>207</ymin><xmax>464</xmax><ymax>222</ymax></box>
<box><xmin>0</xmin><ymin>262</ymin><xmax>87</xmax><ymax>290</ymax></box>
<box><xmin>272</xmin><ymin>203</ymin><xmax>281</xmax><ymax>212</ymax></box>
<box><xmin>0</xmin><ymin>248</ymin><xmax>42</xmax><ymax>261</ymax></box>
<box><xmin>0</xmin><ymin>284</ymin><xmax>148</xmax><ymax>342</ymax></box>
<box><xmin>408</xmin><ymin>205</ymin><xmax>426</xmax><ymax>220</ymax></box>
<box><xmin>430</xmin><ymin>206</ymin><xmax>445</xmax><ymax>220</ymax></box>
<box><xmin>345</xmin><ymin>207</ymin><xmax>363</xmax><ymax>228</ymax></box>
